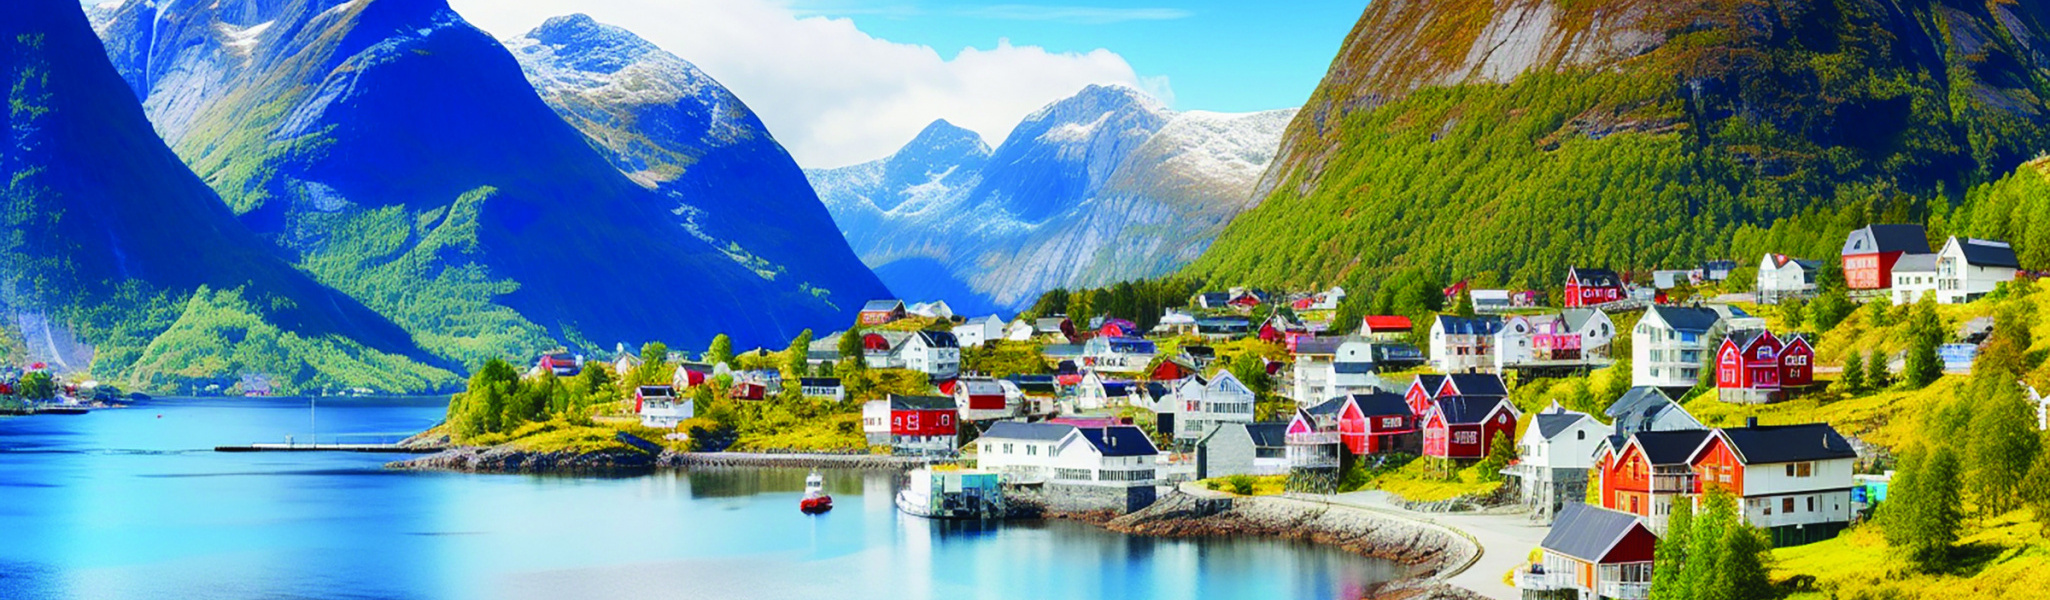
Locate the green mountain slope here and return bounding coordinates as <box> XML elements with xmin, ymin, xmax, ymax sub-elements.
<box><xmin>1185</xmin><ymin>0</ymin><xmax>2050</xmax><ymax>290</ymax></box>
<box><xmin>1</xmin><ymin>0</ymin><xmax>455</xmax><ymax>394</ymax></box>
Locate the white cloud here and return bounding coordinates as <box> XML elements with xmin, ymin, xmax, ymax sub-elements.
<box><xmin>447</xmin><ymin>0</ymin><xmax>1170</xmax><ymax>168</ymax></box>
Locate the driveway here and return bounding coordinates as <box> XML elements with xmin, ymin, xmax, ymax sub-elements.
<box><xmin>1318</xmin><ymin>491</ymin><xmax>1547</xmax><ymax>600</ymax></box>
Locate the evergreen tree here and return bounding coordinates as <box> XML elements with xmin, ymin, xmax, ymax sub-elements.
<box><xmin>2024</xmin><ymin>432</ymin><xmax>2050</xmax><ymax>532</ymax></box>
<box><xmin>705</xmin><ymin>335</ymin><xmax>734</xmax><ymax>367</ymax></box>
<box><xmin>784</xmin><ymin>329</ymin><xmax>814</xmax><ymax>378</ymax></box>
<box><xmin>1712</xmin><ymin>525</ymin><xmax>1775</xmax><ymax>600</ymax></box>
<box><xmin>1907</xmin><ymin>446</ymin><xmax>1965</xmax><ymax>571</ymax></box>
<box><xmin>1901</xmin><ymin>302</ymin><xmax>1944</xmax><ymax>389</ymax></box>
<box><xmin>1881</xmin><ymin>447</ymin><xmax>1924</xmax><ymax>550</ymax></box>
<box><xmin>1477</xmin><ymin>430</ymin><xmax>1515</xmax><ymax>482</ymax></box>
<box><xmin>1452</xmin><ymin>289</ymin><xmax>1475</xmax><ymax>317</ymax></box>
<box><xmin>1838</xmin><ymin>351</ymin><xmax>1865</xmax><ymax>393</ymax></box>
<box><xmin>837</xmin><ymin>325</ymin><xmax>865</xmax><ymax>363</ymax></box>
<box><xmin>1681</xmin><ymin>490</ymin><xmax>1738</xmax><ymax>600</ymax></box>
<box><xmin>1967</xmin><ymin>382</ymin><xmax>2040</xmax><ymax>515</ymax></box>
<box><xmin>1650</xmin><ymin>499</ymin><xmax>1694</xmax><ymax>600</ymax></box>
<box><xmin>1807</xmin><ymin>289</ymin><xmax>1853</xmax><ymax>332</ymax></box>
<box><xmin>633</xmin><ymin>341</ymin><xmax>671</xmax><ymax>386</ymax></box>
<box><xmin>1865</xmin><ymin>351</ymin><xmax>1891</xmax><ymax>390</ymax></box>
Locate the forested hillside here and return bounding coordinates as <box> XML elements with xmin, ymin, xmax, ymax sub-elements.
<box><xmin>1185</xmin><ymin>0</ymin><xmax>2050</xmax><ymax>292</ymax></box>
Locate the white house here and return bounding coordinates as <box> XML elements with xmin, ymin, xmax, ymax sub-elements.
<box><xmin>1291</xmin><ymin>337</ymin><xmax>1384</xmax><ymax>405</ymax></box>
<box><xmin>1470</xmin><ymin>289</ymin><xmax>1512</xmax><ymax>313</ymax></box>
<box><xmin>1081</xmin><ymin>337</ymin><xmax>1156</xmax><ymax>373</ymax></box>
<box><xmin>1165</xmin><ymin>371</ymin><xmax>1257</xmax><ymax>449</ymax></box>
<box><xmin>975</xmin><ymin>421</ymin><xmax>1076</xmax><ymax>484</ymax></box>
<box><xmin>908</xmin><ymin>300</ymin><xmax>955</xmax><ymax>320</ymax></box>
<box><xmin>635</xmin><ymin>385</ymin><xmax>693</xmax><ymax>428</ymax></box>
<box><xmin>1935</xmin><ymin>236</ymin><xmax>2020</xmax><ymax>304</ymax></box>
<box><xmin>1691</xmin><ymin>421</ymin><xmax>1859</xmax><ymax>546</ymax></box>
<box><xmin>1073</xmin><ymin>371</ymin><xmax>1135</xmax><ymax>412</ymax></box>
<box><xmin>798</xmin><ymin>377</ymin><xmax>845</xmax><ymax>401</ymax></box>
<box><xmin>1756</xmin><ymin>254</ymin><xmax>1821</xmax><ymax>304</ymax></box>
<box><xmin>1891</xmin><ymin>254</ymin><xmax>1939</xmax><ymax>305</ymax></box>
<box><xmin>1430</xmin><ymin>315</ymin><xmax>1504</xmax><ymax>374</ymax></box>
<box><xmin>1004</xmin><ymin>319</ymin><xmax>1035</xmax><ymax>342</ymax></box>
<box><xmin>1606</xmin><ymin>386</ymin><xmax>1706</xmax><ymax>435</ymax></box>
<box><xmin>1300</xmin><ymin>286</ymin><xmax>1347</xmax><ymax>311</ymax></box>
<box><xmin>1049</xmin><ymin>425</ymin><xmax>1160</xmax><ymax>488</ymax></box>
<box><xmin>899</xmin><ymin>330</ymin><xmax>962</xmax><ymax>379</ymax></box>
<box><xmin>1153</xmin><ymin>310</ymin><xmax>1199</xmax><ymax>336</ymax></box>
<box><xmin>1633</xmin><ymin>306</ymin><xmax>1726</xmax><ymax>389</ymax></box>
<box><xmin>952</xmin><ymin>315</ymin><xmax>1006</xmax><ymax>348</ymax></box>
<box><xmin>1504</xmin><ymin>403</ymin><xmax>1609</xmax><ymax>522</ymax></box>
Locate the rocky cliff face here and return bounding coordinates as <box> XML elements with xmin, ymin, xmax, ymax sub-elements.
<box><xmin>89</xmin><ymin>0</ymin><xmax>889</xmax><ymax>356</ymax></box>
<box><xmin>1191</xmin><ymin>0</ymin><xmax>2050</xmax><ymax>291</ymax></box>
<box><xmin>810</xmin><ymin>85</ymin><xmax>1293</xmax><ymax>314</ymax></box>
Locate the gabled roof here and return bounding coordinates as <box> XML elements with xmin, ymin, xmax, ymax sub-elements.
<box><xmin>1628</xmin><ymin>429</ymin><xmax>1714</xmax><ymax>465</ymax></box>
<box><xmin>911</xmin><ymin>330</ymin><xmax>960</xmax><ymax>349</ymax></box>
<box><xmin>1950</xmin><ymin>237</ymin><xmax>2021</xmax><ymax>269</ymax></box>
<box><xmin>637</xmin><ymin>385</ymin><xmax>676</xmax><ymax>398</ymax></box>
<box><xmin>862</xmin><ymin>299</ymin><xmax>905</xmax><ymax>312</ymax></box>
<box><xmin>1363</xmin><ymin>316</ymin><xmax>1413</xmax><ymax>332</ymax></box>
<box><xmin>1892</xmin><ymin>253</ymin><xmax>1938</xmax><ymax>273</ymax></box>
<box><xmin>1412</xmin><ymin>374</ymin><xmax>1449</xmax><ymax>397</ymax></box>
<box><xmin>1842</xmin><ymin>224</ymin><xmax>1929</xmax><ymax>255</ymax></box>
<box><xmin>889</xmin><ymin>394</ymin><xmax>955</xmax><ymax>411</ymax></box>
<box><xmin>1543</xmin><ymin>503</ymin><xmax>1650</xmax><ymax>563</ymax></box>
<box><xmin>1646</xmin><ymin>305</ymin><xmax>1722</xmax><ymax>334</ymax></box>
<box><xmin>1606</xmin><ymin>386</ymin><xmax>1674</xmax><ymax>419</ymax></box>
<box><xmin>1304</xmin><ymin>396</ymin><xmax>1349</xmax><ymax>416</ymax></box>
<box><xmin>983</xmin><ymin>421</ymin><xmax>1076</xmax><ymax>442</ymax></box>
<box><xmin>1078</xmin><ymin>426</ymin><xmax>1158</xmax><ymax>457</ymax></box>
<box><xmin>1348</xmin><ymin>392</ymin><xmax>1411</xmax><ymax>417</ymax></box>
<box><xmin>1432</xmin><ymin>395</ymin><xmax>1512</xmax><ymax>425</ymax></box>
<box><xmin>1246</xmin><ymin>423</ymin><xmax>1289</xmax><ymax>447</ymax></box>
<box><xmin>798</xmin><ymin>377</ymin><xmax>841</xmax><ymax>387</ymax></box>
<box><xmin>1723</xmin><ymin>329</ymin><xmax>1776</xmax><ymax>352</ymax></box>
<box><xmin>1559</xmin><ymin>308</ymin><xmax>1606</xmax><ymax>333</ymax></box>
<box><xmin>1714</xmin><ymin>423</ymin><xmax>1857</xmax><ymax>465</ymax></box>
<box><xmin>1434</xmin><ymin>315</ymin><xmax>1505</xmax><ymax>335</ymax></box>
<box><xmin>1446</xmin><ymin>374</ymin><xmax>1508</xmax><ymax>396</ymax></box>
<box><xmin>1568</xmin><ymin>267</ymin><xmax>1623</xmax><ymax>287</ymax></box>
<box><xmin>1294</xmin><ymin>336</ymin><xmax>1348</xmax><ymax>356</ymax></box>
<box><xmin>1534</xmin><ymin>412</ymin><xmax>1592</xmax><ymax>440</ymax></box>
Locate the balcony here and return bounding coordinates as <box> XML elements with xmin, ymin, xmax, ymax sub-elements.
<box><xmin>1651</xmin><ymin>473</ymin><xmax>1697</xmax><ymax>494</ymax></box>
<box><xmin>1514</xmin><ymin>568</ymin><xmax>1574</xmax><ymax>592</ymax></box>
<box><xmin>1287</xmin><ymin>431</ymin><xmax>1339</xmax><ymax>445</ymax></box>
<box><xmin>1600</xmin><ymin>581</ymin><xmax>1651</xmax><ymax>600</ymax></box>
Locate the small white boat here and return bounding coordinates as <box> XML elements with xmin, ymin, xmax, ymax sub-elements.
<box><xmin>800</xmin><ymin>471</ymin><xmax>832</xmax><ymax>514</ymax></box>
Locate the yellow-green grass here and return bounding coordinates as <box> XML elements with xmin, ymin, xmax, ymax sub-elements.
<box><xmin>1360</xmin><ymin>459</ymin><xmax>1503</xmax><ymax>503</ymax></box>
<box><xmin>1681</xmin><ymin>375</ymin><xmax>1964</xmax><ymax>453</ymax></box>
<box><xmin>1775</xmin><ymin>512</ymin><xmax>2050</xmax><ymax>600</ymax></box>
<box><xmin>1196</xmin><ymin>474</ymin><xmax>1289</xmax><ymax>496</ymax></box>
<box><xmin>729</xmin><ymin>412</ymin><xmax>867</xmax><ymax>452</ymax></box>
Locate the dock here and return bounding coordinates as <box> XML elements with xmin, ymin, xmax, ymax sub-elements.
<box><xmin>214</xmin><ymin>443</ymin><xmax>442</xmax><ymax>454</ymax></box>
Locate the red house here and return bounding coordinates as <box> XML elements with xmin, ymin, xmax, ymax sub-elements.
<box><xmin>1595</xmin><ymin>429</ymin><xmax>1712</xmax><ymax>532</ymax></box>
<box><xmin>1228</xmin><ymin>291</ymin><xmax>1263</xmax><ymax>309</ymax></box>
<box><xmin>1715</xmin><ymin>330</ymin><xmax>1815</xmax><ymax>403</ymax></box>
<box><xmin>1563</xmin><ymin>267</ymin><xmax>1626</xmax><ymax>308</ymax></box>
<box><xmin>1420</xmin><ymin>395</ymin><xmax>1518</xmax><ymax>460</ymax></box>
<box><xmin>1150</xmin><ymin>356</ymin><xmax>1197</xmax><ymax>382</ymax></box>
<box><xmin>1530</xmin><ymin>503</ymin><xmax>1660</xmax><ymax>599</ymax></box>
<box><xmin>729</xmin><ymin>381</ymin><xmax>767</xmax><ymax>401</ymax></box>
<box><xmin>1332</xmin><ymin>392</ymin><xmax>1421</xmax><ymax>455</ymax></box>
<box><xmin>858</xmin><ymin>299</ymin><xmax>907</xmax><ymax>325</ymax></box>
<box><xmin>1362</xmin><ymin>315</ymin><xmax>1413</xmax><ymax>336</ymax></box>
<box><xmin>536</xmin><ymin>352</ymin><xmax>580</xmax><ymax>377</ymax></box>
<box><xmin>1840</xmin><ymin>225</ymin><xmax>1929</xmax><ymax>290</ymax></box>
<box><xmin>1404</xmin><ymin>373</ymin><xmax>1508</xmax><ymax>417</ymax></box>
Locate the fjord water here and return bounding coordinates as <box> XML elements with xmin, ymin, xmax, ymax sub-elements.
<box><xmin>0</xmin><ymin>398</ymin><xmax>1396</xmax><ymax>600</ymax></box>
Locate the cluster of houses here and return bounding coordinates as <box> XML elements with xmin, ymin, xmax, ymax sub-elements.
<box><xmin>1755</xmin><ymin>224</ymin><xmax>2024</xmax><ymax>305</ymax></box>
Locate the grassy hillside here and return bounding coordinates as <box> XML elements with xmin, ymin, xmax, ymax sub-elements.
<box><xmin>1186</xmin><ymin>0</ymin><xmax>2050</xmax><ymax>293</ymax></box>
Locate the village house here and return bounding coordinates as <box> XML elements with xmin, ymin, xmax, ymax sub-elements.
<box><xmin>1890</xmin><ymin>253</ymin><xmax>1939</xmax><ymax>304</ymax></box>
<box><xmin>861</xmin><ymin>395</ymin><xmax>958</xmax><ymax>456</ymax></box>
<box><xmin>1149</xmin><ymin>354</ymin><xmax>1199</xmax><ymax>382</ymax></box>
<box><xmin>858</xmin><ymin>299</ymin><xmax>907</xmax><ymax>325</ymax></box>
<box><xmin>1606</xmin><ymin>387</ymin><xmax>1706</xmax><ymax>437</ymax></box>
<box><xmin>1164</xmin><ymin>371</ymin><xmax>1258</xmax><ymax>450</ymax></box>
<box><xmin>952</xmin><ymin>315</ymin><xmax>1006</xmax><ymax>348</ymax></box>
<box><xmin>798</xmin><ymin>377</ymin><xmax>844</xmax><ymax>401</ymax></box>
<box><xmin>1430</xmin><ymin>315</ymin><xmax>1504</xmax><ymax>373</ymax></box>
<box><xmin>1306</xmin><ymin>391</ymin><xmax>1421</xmax><ymax>456</ymax></box>
<box><xmin>1081</xmin><ymin>337</ymin><xmax>1156</xmax><ymax>374</ymax></box>
<box><xmin>1181</xmin><ymin>345</ymin><xmax>1218</xmax><ymax>367</ymax></box>
<box><xmin>728</xmin><ymin>380</ymin><xmax>767</xmax><ymax>401</ymax></box>
<box><xmin>1597</xmin><ymin>428</ymin><xmax>1714</xmax><ymax>534</ymax></box>
<box><xmin>1257</xmin><ymin>313</ymin><xmax>1310</xmax><ymax>345</ymax></box>
<box><xmin>1505</xmin><ymin>403</ymin><xmax>1608</xmax><ymax>521</ymax></box>
<box><xmin>1195</xmin><ymin>422</ymin><xmax>1290</xmax><ymax>479</ymax></box>
<box><xmin>1420</xmin><ymin>395</ymin><xmax>1519</xmax><ymax>461</ymax></box>
<box><xmin>859</xmin><ymin>330</ymin><xmax>913</xmax><ymax>369</ymax></box>
<box><xmin>1470</xmin><ymin>289</ymin><xmax>1512</xmax><ymax>313</ymax></box>
<box><xmin>975</xmin><ymin>421</ymin><xmax>1076</xmax><ymax>484</ymax></box>
<box><xmin>611</xmin><ymin>352</ymin><xmax>642</xmax><ymax>376</ymax></box>
<box><xmin>1227</xmin><ymin>288</ymin><xmax>1267</xmax><ymax>311</ymax></box>
<box><xmin>907</xmin><ymin>300</ymin><xmax>954</xmax><ymax>320</ymax></box>
<box><xmin>1403</xmin><ymin>373</ymin><xmax>1510</xmax><ymax>416</ymax></box>
<box><xmin>899</xmin><ymin>330</ymin><xmax>962</xmax><ymax>379</ymax></box>
<box><xmin>1361</xmin><ymin>315</ymin><xmax>1413</xmax><ymax>340</ymax></box>
<box><xmin>1004</xmin><ymin>319</ymin><xmax>1035</xmax><ymax>342</ymax></box>
<box><xmin>1152</xmin><ymin>310</ymin><xmax>1199</xmax><ymax>336</ymax></box>
<box><xmin>1632</xmin><ymin>305</ymin><xmax>1727</xmax><ymax>390</ymax></box>
<box><xmin>953</xmin><ymin>377</ymin><xmax>1016</xmax><ymax>421</ymax></box>
<box><xmin>535</xmin><ymin>352</ymin><xmax>581</xmax><ymax>377</ymax></box>
<box><xmin>1756</xmin><ymin>253</ymin><xmax>1822</xmax><ymax>304</ymax></box>
<box><xmin>1690</xmin><ymin>420</ymin><xmax>1859</xmax><ymax>546</ymax></box>
<box><xmin>1034</xmin><ymin>316</ymin><xmax>1078</xmax><ymax>343</ymax></box>
<box><xmin>1715</xmin><ymin>330</ymin><xmax>1815</xmax><ymax>404</ymax></box>
<box><xmin>1564</xmin><ymin>267</ymin><xmax>1627</xmax><ymax>308</ymax></box>
<box><xmin>1935</xmin><ymin>236</ymin><xmax>2021</xmax><ymax>304</ymax></box>
<box><xmin>1073</xmin><ymin>370</ymin><xmax>1135</xmax><ymax>412</ymax></box>
<box><xmin>1841</xmin><ymin>224</ymin><xmax>1930</xmax><ymax>292</ymax></box>
<box><xmin>1522</xmin><ymin>503</ymin><xmax>1659</xmax><ymax>600</ymax></box>
<box><xmin>1195</xmin><ymin>316</ymin><xmax>1251</xmax><ymax>340</ymax></box>
<box><xmin>1044</xmin><ymin>425</ymin><xmax>1161</xmax><ymax>513</ymax></box>
<box><xmin>1494</xmin><ymin>309</ymin><xmax>1616</xmax><ymax>371</ymax></box>
<box><xmin>1092</xmin><ymin>317</ymin><xmax>1141</xmax><ymax>339</ymax></box>
<box><xmin>1290</xmin><ymin>337</ymin><xmax>1385</xmax><ymax>405</ymax></box>
<box><xmin>1293</xmin><ymin>286</ymin><xmax>1347</xmax><ymax>311</ymax></box>
<box><xmin>1285</xmin><ymin>403</ymin><xmax>1344</xmax><ymax>490</ymax></box>
<box><xmin>634</xmin><ymin>385</ymin><xmax>692</xmax><ymax>428</ymax></box>
<box><xmin>1700</xmin><ymin>260</ymin><xmax>1737</xmax><ymax>281</ymax></box>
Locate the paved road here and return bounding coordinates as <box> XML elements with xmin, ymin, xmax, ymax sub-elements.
<box><xmin>1320</xmin><ymin>491</ymin><xmax>1548</xmax><ymax>600</ymax></box>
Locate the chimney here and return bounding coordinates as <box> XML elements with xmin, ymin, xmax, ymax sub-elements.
<box><xmin>1746</xmin><ymin>417</ymin><xmax>1759</xmax><ymax>428</ymax></box>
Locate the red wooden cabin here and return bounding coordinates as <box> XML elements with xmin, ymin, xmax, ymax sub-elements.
<box><xmin>1420</xmin><ymin>396</ymin><xmax>1517</xmax><ymax>460</ymax></box>
<box><xmin>1563</xmin><ymin>267</ymin><xmax>1626</xmax><ymax>308</ymax></box>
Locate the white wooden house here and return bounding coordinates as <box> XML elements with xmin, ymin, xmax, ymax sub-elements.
<box><xmin>1632</xmin><ymin>306</ymin><xmax>1726</xmax><ymax>389</ymax></box>
<box><xmin>1504</xmin><ymin>403</ymin><xmax>1608</xmax><ymax>522</ymax></box>
<box><xmin>1935</xmin><ymin>236</ymin><xmax>2020</xmax><ymax>304</ymax></box>
<box><xmin>952</xmin><ymin>315</ymin><xmax>1006</xmax><ymax>348</ymax></box>
<box><xmin>1756</xmin><ymin>253</ymin><xmax>1821</xmax><ymax>304</ymax></box>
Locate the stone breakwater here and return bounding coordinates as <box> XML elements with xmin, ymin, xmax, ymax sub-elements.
<box><xmin>1093</xmin><ymin>493</ymin><xmax>1487</xmax><ymax>600</ymax></box>
<box><xmin>387</xmin><ymin>446</ymin><xmax>658</xmax><ymax>473</ymax></box>
<box><xmin>658</xmin><ymin>452</ymin><xmax>937</xmax><ymax>470</ymax></box>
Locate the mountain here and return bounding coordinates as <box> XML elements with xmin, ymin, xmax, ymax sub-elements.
<box><xmin>89</xmin><ymin>0</ymin><xmax>891</xmax><ymax>359</ymax></box>
<box><xmin>1184</xmin><ymin>0</ymin><xmax>2050</xmax><ymax>292</ymax></box>
<box><xmin>503</xmin><ymin>15</ymin><xmax>886</xmax><ymax>317</ymax></box>
<box><xmin>809</xmin><ymin>84</ymin><xmax>1295</xmax><ymax>314</ymax></box>
<box><xmin>2</xmin><ymin>0</ymin><xmax>455</xmax><ymax>393</ymax></box>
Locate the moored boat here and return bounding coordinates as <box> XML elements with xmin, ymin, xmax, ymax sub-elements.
<box><xmin>800</xmin><ymin>471</ymin><xmax>833</xmax><ymax>514</ymax></box>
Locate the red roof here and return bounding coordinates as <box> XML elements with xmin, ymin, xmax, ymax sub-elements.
<box><xmin>1363</xmin><ymin>316</ymin><xmax>1413</xmax><ymax>332</ymax></box>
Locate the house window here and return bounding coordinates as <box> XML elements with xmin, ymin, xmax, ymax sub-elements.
<box><xmin>1003</xmin><ymin>443</ymin><xmax>1013</xmax><ymax>454</ymax></box>
<box><xmin>1807</xmin><ymin>496</ymin><xmax>1816</xmax><ymax>512</ymax></box>
<box><xmin>1719</xmin><ymin>465</ymin><xmax>1731</xmax><ymax>483</ymax></box>
<box><xmin>1027</xmin><ymin>445</ymin><xmax>1036</xmax><ymax>456</ymax></box>
<box><xmin>1782</xmin><ymin>497</ymin><xmax>1796</xmax><ymax>514</ymax></box>
<box><xmin>1798</xmin><ymin>462</ymin><xmax>1812</xmax><ymax>477</ymax></box>
<box><xmin>1455</xmin><ymin>431</ymin><xmax>1478</xmax><ymax>445</ymax></box>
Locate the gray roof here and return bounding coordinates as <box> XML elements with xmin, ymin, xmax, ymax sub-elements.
<box><xmin>1955</xmin><ymin>238</ymin><xmax>2021</xmax><ymax>268</ymax></box>
<box><xmin>1433</xmin><ymin>395</ymin><xmax>1510</xmax><ymax>424</ymax></box>
<box><xmin>862</xmin><ymin>299</ymin><xmax>905</xmax><ymax>312</ymax></box>
<box><xmin>1542</xmin><ymin>503</ymin><xmax>1648</xmax><ymax>563</ymax></box>
<box><xmin>911</xmin><ymin>330</ymin><xmax>959</xmax><ymax>348</ymax></box>
<box><xmin>889</xmin><ymin>395</ymin><xmax>955</xmax><ymax>411</ymax></box>
<box><xmin>1447</xmin><ymin>374</ymin><xmax>1508</xmax><ymax>396</ymax></box>
<box><xmin>1842</xmin><ymin>224</ymin><xmax>1928</xmax><ymax>255</ymax></box>
<box><xmin>1293</xmin><ymin>336</ymin><xmax>1348</xmax><ymax>356</ymax></box>
<box><xmin>1606</xmin><ymin>387</ymin><xmax>1674</xmax><ymax>419</ymax></box>
<box><xmin>1560</xmin><ymin>308</ymin><xmax>1603</xmax><ymax>332</ymax></box>
<box><xmin>1720</xmin><ymin>423</ymin><xmax>1857</xmax><ymax>464</ymax></box>
<box><xmin>1245</xmin><ymin>423</ymin><xmax>1289</xmax><ymax>447</ymax></box>
<box><xmin>983</xmin><ymin>421</ymin><xmax>1077</xmax><ymax>442</ymax></box>
<box><xmin>1647</xmin><ymin>305</ymin><xmax>1722</xmax><ymax>334</ymax></box>
<box><xmin>1534</xmin><ymin>412</ymin><xmax>1592</xmax><ymax>440</ymax></box>
<box><xmin>1892</xmin><ymin>253</ymin><xmax>1937</xmax><ymax>273</ymax></box>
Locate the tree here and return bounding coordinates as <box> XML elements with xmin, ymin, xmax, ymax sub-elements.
<box><xmin>1890</xmin><ymin>445</ymin><xmax>1964</xmax><ymax>571</ymax></box>
<box><xmin>784</xmin><ymin>329</ymin><xmax>814</xmax><ymax>378</ymax></box>
<box><xmin>1451</xmin><ymin>289</ymin><xmax>1475</xmax><ymax>317</ymax></box>
<box><xmin>16</xmin><ymin>371</ymin><xmax>55</xmax><ymax>400</ymax></box>
<box><xmin>1712</xmin><ymin>525</ymin><xmax>1775</xmax><ymax>600</ymax></box>
<box><xmin>1807</xmin><ymin>289</ymin><xmax>1853</xmax><ymax>331</ymax></box>
<box><xmin>2024</xmin><ymin>433</ymin><xmax>2050</xmax><ymax>532</ymax></box>
<box><xmin>1865</xmin><ymin>351</ymin><xmax>1891</xmax><ymax>390</ymax></box>
<box><xmin>1776</xmin><ymin>297</ymin><xmax>1807</xmax><ymax>330</ymax></box>
<box><xmin>632</xmin><ymin>341</ymin><xmax>671</xmax><ymax>386</ymax></box>
<box><xmin>1477</xmin><ymin>430</ymin><xmax>1515</xmax><ymax>482</ymax></box>
<box><xmin>705</xmin><ymin>334</ymin><xmax>734</xmax><ymax>367</ymax></box>
<box><xmin>1680</xmin><ymin>490</ymin><xmax>1738</xmax><ymax>600</ymax></box>
<box><xmin>1901</xmin><ymin>302</ymin><xmax>1944</xmax><ymax>389</ymax></box>
<box><xmin>1651</xmin><ymin>499</ymin><xmax>1694</xmax><ymax>600</ymax></box>
<box><xmin>1838</xmin><ymin>351</ymin><xmax>1866</xmax><ymax>393</ymax></box>
<box><xmin>1967</xmin><ymin>381</ymin><xmax>2040</xmax><ymax>515</ymax></box>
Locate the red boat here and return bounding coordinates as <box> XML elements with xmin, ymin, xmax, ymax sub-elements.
<box><xmin>800</xmin><ymin>471</ymin><xmax>833</xmax><ymax>514</ymax></box>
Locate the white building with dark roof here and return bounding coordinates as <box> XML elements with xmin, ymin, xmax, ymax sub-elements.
<box><xmin>1935</xmin><ymin>236</ymin><xmax>2021</xmax><ymax>304</ymax></box>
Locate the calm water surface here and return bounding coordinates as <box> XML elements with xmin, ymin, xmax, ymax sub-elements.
<box><xmin>0</xmin><ymin>397</ymin><xmax>1398</xmax><ymax>600</ymax></box>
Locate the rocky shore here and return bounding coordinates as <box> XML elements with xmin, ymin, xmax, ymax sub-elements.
<box><xmin>658</xmin><ymin>452</ymin><xmax>936</xmax><ymax>470</ymax></box>
<box><xmin>1093</xmin><ymin>492</ymin><xmax>1487</xmax><ymax>600</ymax></box>
<box><xmin>387</xmin><ymin>446</ymin><xmax>659</xmax><ymax>473</ymax></box>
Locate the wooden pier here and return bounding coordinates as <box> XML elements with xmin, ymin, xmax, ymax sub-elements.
<box><xmin>214</xmin><ymin>443</ymin><xmax>442</xmax><ymax>454</ymax></box>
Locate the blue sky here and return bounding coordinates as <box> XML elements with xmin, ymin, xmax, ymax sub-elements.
<box><xmin>786</xmin><ymin>1</ymin><xmax>1367</xmax><ymax>114</ymax></box>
